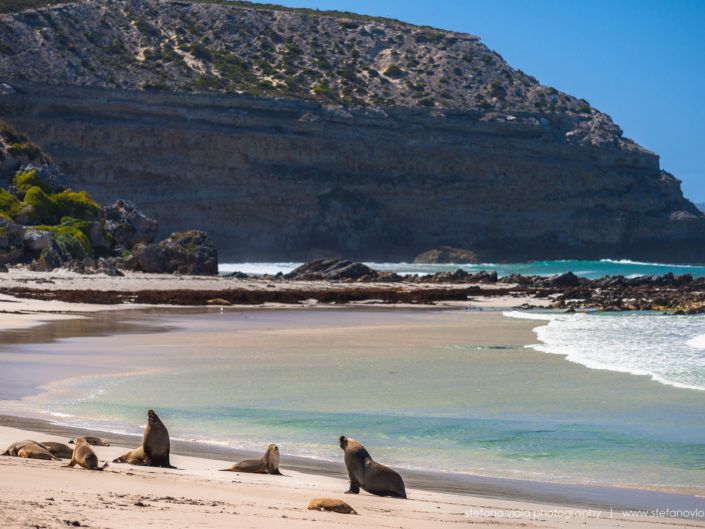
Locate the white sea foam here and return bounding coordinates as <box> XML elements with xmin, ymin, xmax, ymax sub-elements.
<box><xmin>599</xmin><ymin>258</ymin><xmax>699</xmax><ymax>269</ymax></box>
<box><xmin>219</xmin><ymin>262</ymin><xmax>301</xmax><ymax>275</ymax></box>
<box><xmin>687</xmin><ymin>334</ymin><xmax>705</xmax><ymax>350</ymax></box>
<box><xmin>504</xmin><ymin>311</ymin><xmax>705</xmax><ymax>391</ymax></box>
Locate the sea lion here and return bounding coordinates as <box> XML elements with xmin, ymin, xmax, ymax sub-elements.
<box><xmin>64</xmin><ymin>444</ymin><xmax>107</xmax><ymax>471</ymax></box>
<box><xmin>112</xmin><ymin>410</ymin><xmax>174</xmax><ymax>468</ymax></box>
<box><xmin>143</xmin><ymin>409</ymin><xmax>174</xmax><ymax>468</ymax></box>
<box><xmin>307</xmin><ymin>498</ymin><xmax>357</xmax><ymax>514</ymax></box>
<box><xmin>17</xmin><ymin>444</ymin><xmax>58</xmax><ymax>461</ymax></box>
<box><xmin>41</xmin><ymin>441</ymin><xmax>74</xmax><ymax>459</ymax></box>
<box><xmin>112</xmin><ymin>445</ymin><xmax>149</xmax><ymax>465</ymax></box>
<box><xmin>220</xmin><ymin>444</ymin><xmax>281</xmax><ymax>474</ymax></box>
<box><xmin>339</xmin><ymin>436</ymin><xmax>406</xmax><ymax>499</ymax></box>
<box><xmin>2</xmin><ymin>440</ymin><xmax>49</xmax><ymax>456</ymax></box>
<box><xmin>68</xmin><ymin>436</ymin><xmax>110</xmax><ymax>446</ymax></box>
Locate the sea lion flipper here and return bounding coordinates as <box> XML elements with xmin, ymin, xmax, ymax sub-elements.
<box><xmin>63</xmin><ymin>458</ymin><xmax>77</xmax><ymax>468</ymax></box>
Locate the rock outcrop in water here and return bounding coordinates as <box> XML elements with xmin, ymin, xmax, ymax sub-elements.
<box><xmin>0</xmin><ymin>0</ymin><xmax>703</xmax><ymax>262</ymax></box>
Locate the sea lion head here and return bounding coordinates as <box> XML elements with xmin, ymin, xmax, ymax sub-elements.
<box><xmin>266</xmin><ymin>444</ymin><xmax>280</xmax><ymax>469</ymax></box>
<box><xmin>147</xmin><ymin>409</ymin><xmax>164</xmax><ymax>426</ymax></box>
<box><xmin>339</xmin><ymin>436</ymin><xmax>348</xmax><ymax>450</ymax></box>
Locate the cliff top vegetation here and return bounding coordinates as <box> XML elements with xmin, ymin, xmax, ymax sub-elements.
<box><xmin>0</xmin><ymin>0</ymin><xmax>632</xmax><ymax>148</ymax></box>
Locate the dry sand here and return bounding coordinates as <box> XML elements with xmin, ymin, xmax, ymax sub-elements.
<box><xmin>1</xmin><ymin>424</ymin><xmax>702</xmax><ymax>529</ymax></box>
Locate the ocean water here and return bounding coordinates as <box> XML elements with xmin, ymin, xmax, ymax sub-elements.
<box><xmin>2</xmin><ymin>309</ymin><xmax>704</xmax><ymax>493</ymax></box>
<box><xmin>219</xmin><ymin>259</ymin><xmax>705</xmax><ymax>279</ymax></box>
<box><xmin>504</xmin><ymin>311</ymin><xmax>705</xmax><ymax>391</ymax></box>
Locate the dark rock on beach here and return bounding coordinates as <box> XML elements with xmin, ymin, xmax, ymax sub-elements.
<box><xmin>131</xmin><ymin>230</ymin><xmax>218</xmax><ymax>275</ymax></box>
<box><xmin>286</xmin><ymin>258</ymin><xmax>379</xmax><ymax>281</ymax></box>
<box><xmin>105</xmin><ymin>199</ymin><xmax>159</xmax><ymax>252</ymax></box>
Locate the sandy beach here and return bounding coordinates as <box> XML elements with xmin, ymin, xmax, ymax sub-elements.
<box><xmin>1</xmin><ymin>422</ymin><xmax>704</xmax><ymax>529</ymax></box>
<box><xmin>1</xmin><ymin>279</ymin><xmax>704</xmax><ymax>528</ymax></box>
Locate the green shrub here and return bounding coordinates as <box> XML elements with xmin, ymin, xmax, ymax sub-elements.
<box><xmin>0</xmin><ymin>188</ymin><xmax>23</xmax><ymax>221</ymax></box>
<box><xmin>54</xmin><ymin>229</ymin><xmax>90</xmax><ymax>259</ymax></box>
<box><xmin>50</xmin><ymin>190</ymin><xmax>103</xmax><ymax>220</ymax></box>
<box><xmin>578</xmin><ymin>103</ymin><xmax>591</xmax><ymax>113</ymax></box>
<box><xmin>383</xmin><ymin>64</ymin><xmax>403</xmax><ymax>78</ymax></box>
<box><xmin>12</xmin><ymin>169</ymin><xmax>52</xmax><ymax>197</ymax></box>
<box><xmin>23</xmin><ymin>186</ymin><xmax>54</xmax><ymax>223</ymax></box>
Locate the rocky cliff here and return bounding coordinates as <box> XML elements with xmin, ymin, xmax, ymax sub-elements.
<box><xmin>0</xmin><ymin>0</ymin><xmax>703</xmax><ymax>262</ymax></box>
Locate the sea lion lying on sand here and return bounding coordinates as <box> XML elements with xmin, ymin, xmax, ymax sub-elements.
<box><xmin>68</xmin><ymin>436</ymin><xmax>110</xmax><ymax>446</ymax></box>
<box><xmin>113</xmin><ymin>445</ymin><xmax>149</xmax><ymax>465</ymax></box>
<box><xmin>113</xmin><ymin>410</ymin><xmax>174</xmax><ymax>468</ymax></box>
<box><xmin>307</xmin><ymin>498</ymin><xmax>357</xmax><ymax>514</ymax></box>
<box><xmin>42</xmin><ymin>441</ymin><xmax>74</xmax><ymax>459</ymax></box>
<box><xmin>64</xmin><ymin>444</ymin><xmax>108</xmax><ymax>471</ymax></box>
<box><xmin>220</xmin><ymin>444</ymin><xmax>281</xmax><ymax>474</ymax></box>
<box><xmin>339</xmin><ymin>436</ymin><xmax>406</xmax><ymax>498</ymax></box>
<box><xmin>3</xmin><ymin>440</ymin><xmax>50</xmax><ymax>457</ymax></box>
<box><xmin>17</xmin><ymin>444</ymin><xmax>59</xmax><ymax>461</ymax></box>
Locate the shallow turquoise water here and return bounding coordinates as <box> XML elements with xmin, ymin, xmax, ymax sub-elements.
<box><xmin>2</xmin><ymin>309</ymin><xmax>704</xmax><ymax>492</ymax></box>
<box><xmin>220</xmin><ymin>259</ymin><xmax>705</xmax><ymax>278</ymax></box>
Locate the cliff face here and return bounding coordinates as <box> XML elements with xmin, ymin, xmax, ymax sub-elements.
<box><xmin>0</xmin><ymin>0</ymin><xmax>703</xmax><ymax>262</ymax></box>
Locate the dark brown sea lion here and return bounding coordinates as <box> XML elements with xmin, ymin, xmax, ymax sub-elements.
<box><xmin>68</xmin><ymin>436</ymin><xmax>110</xmax><ymax>446</ymax></box>
<box><xmin>339</xmin><ymin>436</ymin><xmax>406</xmax><ymax>499</ymax></box>
<box><xmin>41</xmin><ymin>441</ymin><xmax>74</xmax><ymax>459</ymax></box>
<box><xmin>64</xmin><ymin>444</ymin><xmax>107</xmax><ymax>471</ymax></box>
<box><xmin>2</xmin><ymin>440</ymin><xmax>48</xmax><ymax>456</ymax></box>
<box><xmin>143</xmin><ymin>409</ymin><xmax>174</xmax><ymax>468</ymax></box>
<box><xmin>112</xmin><ymin>445</ymin><xmax>149</xmax><ymax>465</ymax></box>
<box><xmin>112</xmin><ymin>410</ymin><xmax>174</xmax><ymax>468</ymax></box>
<box><xmin>219</xmin><ymin>444</ymin><xmax>281</xmax><ymax>474</ymax></box>
<box><xmin>17</xmin><ymin>444</ymin><xmax>58</xmax><ymax>461</ymax></box>
<box><xmin>307</xmin><ymin>497</ymin><xmax>357</xmax><ymax>514</ymax></box>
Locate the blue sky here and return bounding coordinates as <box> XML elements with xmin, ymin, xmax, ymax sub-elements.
<box><xmin>247</xmin><ymin>0</ymin><xmax>705</xmax><ymax>202</ymax></box>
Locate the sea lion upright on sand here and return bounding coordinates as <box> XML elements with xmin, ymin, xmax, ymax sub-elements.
<box><xmin>220</xmin><ymin>444</ymin><xmax>281</xmax><ymax>474</ymax></box>
<box><xmin>68</xmin><ymin>436</ymin><xmax>110</xmax><ymax>446</ymax></box>
<box><xmin>64</xmin><ymin>444</ymin><xmax>107</xmax><ymax>471</ymax></box>
<box><xmin>339</xmin><ymin>436</ymin><xmax>406</xmax><ymax>498</ymax></box>
<box><xmin>143</xmin><ymin>409</ymin><xmax>174</xmax><ymax>468</ymax></box>
<box><xmin>113</xmin><ymin>409</ymin><xmax>174</xmax><ymax>468</ymax></box>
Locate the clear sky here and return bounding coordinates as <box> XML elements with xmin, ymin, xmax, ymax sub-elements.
<box><xmin>246</xmin><ymin>0</ymin><xmax>705</xmax><ymax>202</ymax></box>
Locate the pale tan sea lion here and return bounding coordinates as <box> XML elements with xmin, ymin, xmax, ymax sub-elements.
<box><xmin>2</xmin><ymin>440</ymin><xmax>48</xmax><ymax>456</ymax></box>
<box><xmin>307</xmin><ymin>498</ymin><xmax>357</xmax><ymax>514</ymax></box>
<box><xmin>41</xmin><ymin>441</ymin><xmax>74</xmax><ymax>459</ymax></box>
<box><xmin>68</xmin><ymin>436</ymin><xmax>110</xmax><ymax>446</ymax></box>
<box><xmin>64</xmin><ymin>444</ymin><xmax>107</xmax><ymax>471</ymax></box>
<box><xmin>339</xmin><ymin>436</ymin><xmax>406</xmax><ymax>499</ymax></box>
<box><xmin>17</xmin><ymin>444</ymin><xmax>58</xmax><ymax>461</ymax></box>
<box><xmin>112</xmin><ymin>445</ymin><xmax>149</xmax><ymax>465</ymax></box>
<box><xmin>220</xmin><ymin>444</ymin><xmax>281</xmax><ymax>474</ymax></box>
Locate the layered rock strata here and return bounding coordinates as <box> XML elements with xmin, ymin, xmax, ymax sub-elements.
<box><xmin>0</xmin><ymin>0</ymin><xmax>702</xmax><ymax>261</ymax></box>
